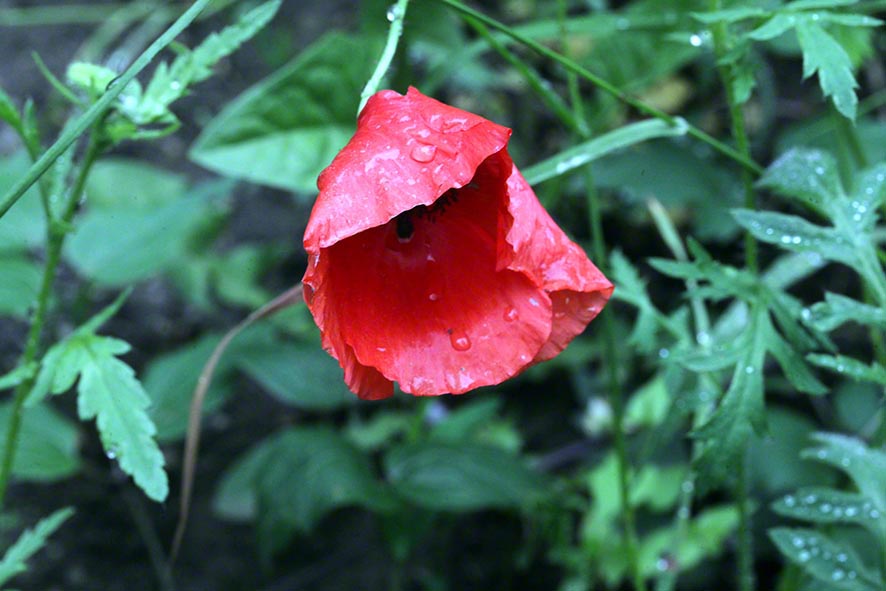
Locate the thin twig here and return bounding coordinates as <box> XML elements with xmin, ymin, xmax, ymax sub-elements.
<box><xmin>170</xmin><ymin>284</ymin><xmax>304</xmax><ymax>564</ymax></box>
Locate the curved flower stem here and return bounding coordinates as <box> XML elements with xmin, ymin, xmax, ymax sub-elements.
<box><xmin>0</xmin><ymin>0</ymin><xmax>214</xmax><ymax>222</ymax></box>
<box><xmin>432</xmin><ymin>0</ymin><xmax>763</xmax><ymax>176</ymax></box>
<box><xmin>358</xmin><ymin>0</ymin><xmax>410</xmax><ymax>115</ymax></box>
<box><xmin>170</xmin><ymin>283</ymin><xmax>304</xmax><ymax>564</ymax></box>
<box><xmin>0</xmin><ymin>131</ymin><xmax>103</xmax><ymax>507</ymax></box>
<box><xmin>707</xmin><ymin>3</ymin><xmax>756</xmax><ymax>590</ymax></box>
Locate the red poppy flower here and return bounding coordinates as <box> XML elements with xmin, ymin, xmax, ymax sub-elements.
<box><xmin>302</xmin><ymin>87</ymin><xmax>613</xmax><ymax>400</ymax></box>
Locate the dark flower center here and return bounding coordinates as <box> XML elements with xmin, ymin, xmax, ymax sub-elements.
<box><xmin>393</xmin><ymin>189</ymin><xmax>461</xmax><ymax>243</ymax></box>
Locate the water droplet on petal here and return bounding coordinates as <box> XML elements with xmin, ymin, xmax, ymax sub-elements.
<box><xmin>504</xmin><ymin>307</ymin><xmax>519</xmax><ymax>322</ymax></box>
<box><xmin>428</xmin><ymin>293</ymin><xmax>439</xmax><ymax>302</ymax></box>
<box><xmin>449</xmin><ymin>330</ymin><xmax>472</xmax><ymax>351</ymax></box>
<box><xmin>410</xmin><ymin>144</ymin><xmax>436</xmax><ymax>162</ymax></box>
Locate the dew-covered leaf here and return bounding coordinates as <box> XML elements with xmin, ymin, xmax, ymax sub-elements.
<box><xmin>0</xmin><ymin>508</ymin><xmax>73</xmax><ymax>586</ymax></box>
<box><xmin>758</xmin><ymin>148</ymin><xmax>842</xmax><ymax>210</ymax></box>
<box><xmin>769</xmin><ymin>527</ymin><xmax>880</xmax><ymax>590</ymax></box>
<box><xmin>795</xmin><ymin>21</ymin><xmax>858</xmax><ymax>119</ymax></box>
<box><xmin>809</xmin><ymin>293</ymin><xmax>886</xmax><ymax>332</ymax></box>
<box><xmin>807</xmin><ymin>354</ymin><xmax>886</xmax><ymax>386</ymax></box>
<box><xmin>385</xmin><ymin>442</ymin><xmax>546</xmax><ymax>511</ymax></box>
<box><xmin>732</xmin><ymin>210</ymin><xmax>855</xmax><ymax>264</ymax></box>
<box><xmin>774</xmin><ymin>487</ymin><xmax>880</xmax><ymax>533</ymax></box>
<box><xmin>802</xmin><ymin>433</ymin><xmax>886</xmax><ymax>510</ymax></box>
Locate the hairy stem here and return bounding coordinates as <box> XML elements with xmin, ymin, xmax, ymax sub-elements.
<box><xmin>359</xmin><ymin>0</ymin><xmax>410</xmax><ymax>114</ymax></box>
<box><xmin>0</xmin><ymin>132</ymin><xmax>102</xmax><ymax>506</ymax></box>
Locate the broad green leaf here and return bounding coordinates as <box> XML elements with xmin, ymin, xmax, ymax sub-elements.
<box><xmin>65</xmin><ymin>181</ymin><xmax>229</xmax><ymax>285</ymax></box>
<box><xmin>214</xmin><ymin>427</ymin><xmax>390</xmax><ymax>553</ymax></box>
<box><xmin>0</xmin><ymin>402</ymin><xmax>80</xmax><ymax>482</ymax></box>
<box><xmin>428</xmin><ymin>398</ymin><xmax>520</xmax><ymax>451</ymax></box>
<box><xmin>802</xmin><ymin>433</ymin><xmax>886</xmax><ymax>509</ymax></box>
<box><xmin>0</xmin><ymin>255</ymin><xmax>40</xmax><ymax>318</ymax></box>
<box><xmin>523</xmin><ymin>118</ymin><xmax>688</xmax><ymax>185</ymax></box>
<box><xmin>774</xmin><ymin>488</ymin><xmax>881</xmax><ymax>533</ymax></box>
<box><xmin>143</xmin><ymin>334</ymin><xmax>235</xmax><ymax>442</ymax></box>
<box><xmin>796</xmin><ymin>20</ymin><xmax>858</xmax><ymax>119</ymax></box>
<box><xmin>190</xmin><ymin>32</ymin><xmax>378</xmax><ymax>193</ymax></box>
<box><xmin>234</xmin><ymin>340</ymin><xmax>352</xmax><ymax>410</ymax></box>
<box><xmin>85</xmin><ymin>158</ymin><xmax>187</xmax><ymax>209</ymax></box>
<box><xmin>386</xmin><ymin>442</ymin><xmax>546</xmax><ymax>511</ymax></box>
<box><xmin>624</xmin><ymin>376</ymin><xmax>671</xmax><ymax>430</ymax></box>
<box><xmin>0</xmin><ymin>508</ymin><xmax>73</xmax><ymax>586</ymax></box>
<box><xmin>807</xmin><ymin>354</ymin><xmax>886</xmax><ymax>386</ymax></box>
<box><xmin>345</xmin><ymin>411</ymin><xmax>413</xmax><ymax>452</ymax></box>
<box><xmin>77</xmin><ymin>342</ymin><xmax>167</xmax><ymax>501</ymax></box>
<box><xmin>809</xmin><ymin>293</ymin><xmax>886</xmax><ymax>331</ymax></box>
<box><xmin>757</xmin><ymin>148</ymin><xmax>841</xmax><ymax>210</ymax></box>
<box><xmin>769</xmin><ymin>528</ymin><xmax>880</xmax><ymax>590</ymax></box>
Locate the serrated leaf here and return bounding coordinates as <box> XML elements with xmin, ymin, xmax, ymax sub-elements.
<box><xmin>523</xmin><ymin>118</ymin><xmax>688</xmax><ymax>185</ymax></box>
<box><xmin>190</xmin><ymin>32</ymin><xmax>379</xmax><ymax>193</ymax></box>
<box><xmin>749</xmin><ymin>13</ymin><xmax>797</xmax><ymax>40</ymax></box>
<box><xmin>758</xmin><ymin>148</ymin><xmax>841</xmax><ymax>209</ymax></box>
<box><xmin>691</xmin><ymin>7</ymin><xmax>768</xmax><ymax>23</ymax></box>
<box><xmin>66</xmin><ymin>62</ymin><xmax>117</xmax><ymax>98</ymax></box>
<box><xmin>774</xmin><ymin>488</ymin><xmax>880</xmax><ymax>533</ymax></box>
<box><xmin>733</xmin><ymin>209</ymin><xmax>854</xmax><ymax>262</ymax></box>
<box><xmin>692</xmin><ymin>305</ymin><xmax>768</xmax><ymax>488</ymax></box>
<box><xmin>769</xmin><ymin>528</ymin><xmax>880</xmax><ymax>590</ymax></box>
<box><xmin>767</xmin><ymin>323</ymin><xmax>827</xmax><ymax>395</ymax></box>
<box><xmin>0</xmin><ymin>363</ymin><xmax>36</xmax><ymax>391</ymax></box>
<box><xmin>386</xmin><ymin>442</ymin><xmax>546</xmax><ymax>511</ymax></box>
<box><xmin>796</xmin><ymin>21</ymin><xmax>858</xmax><ymax>119</ymax></box>
<box><xmin>77</xmin><ymin>343</ymin><xmax>167</xmax><ymax>501</ymax></box>
<box><xmin>807</xmin><ymin>354</ymin><xmax>886</xmax><ymax>385</ymax></box>
<box><xmin>128</xmin><ymin>0</ymin><xmax>281</xmax><ymax>126</ymax></box>
<box><xmin>809</xmin><ymin>293</ymin><xmax>886</xmax><ymax>331</ymax></box>
<box><xmin>0</xmin><ymin>402</ymin><xmax>80</xmax><ymax>482</ymax></box>
<box><xmin>0</xmin><ymin>507</ymin><xmax>73</xmax><ymax>586</ymax></box>
<box><xmin>803</xmin><ymin>433</ymin><xmax>886</xmax><ymax>509</ymax></box>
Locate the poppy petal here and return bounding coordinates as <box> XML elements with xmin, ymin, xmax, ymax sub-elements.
<box><xmin>303</xmin><ymin>87</ymin><xmax>511</xmax><ymax>251</ymax></box>
<box><xmin>501</xmin><ymin>166</ymin><xmax>614</xmax><ymax>359</ymax></box>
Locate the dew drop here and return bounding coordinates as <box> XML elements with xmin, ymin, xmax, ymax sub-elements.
<box><xmin>659</xmin><ymin>348</ymin><xmax>670</xmax><ymax>359</ymax></box>
<box><xmin>410</xmin><ymin>144</ymin><xmax>437</xmax><ymax>163</ymax></box>
<box><xmin>449</xmin><ymin>330</ymin><xmax>472</xmax><ymax>351</ymax></box>
<box><xmin>386</xmin><ymin>3</ymin><xmax>402</xmax><ymax>22</ymax></box>
<box><xmin>783</xmin><ymin>495</ymin><xmax>796</xmax><ymax>507</ymax></box>
<box><xmin>504</xmin><ymin>307</ymin><xmax>519</xmax><ymax>322</ymax></box>
<box><xmin>106</xmin><ymin>447</ymin><xmax>118</xmax><ymax>460</ymax></box>
<box><xmin>798</xmin><ymin>550</ymin><xmax>810</xmax><ymax>562</ymax></box>
<box><xmin>689</xmin><ymin>33</ymin><xmax>703</xmax><ymax>47</ymax></box>
<box><xmin>428</xmin><ymin>293</ymin><xmax>440</xmax><ymax>302</ymax></box>
<box><xmin>832</xmin><ymin>568</ymin><xmax>846</xmax><ymax>581</ymax></box>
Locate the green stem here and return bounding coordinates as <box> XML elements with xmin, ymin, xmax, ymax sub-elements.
<box><xmin>0</xmin><ymin>133</ymin><xmax>103</xmax><ymax>506</ymax></box>
<box><xmin>359</xmin><ymin>0</ymin><xmax>410</xmax><ymax>114</ymax></box>
<box><xmin>0</xmin><ymin>0</ymin><xmax>215</xmax><ymax>221</ymax></box>
<box><xmin>432</xmin><ymin>0</ymin><xmax>763</xmax><ymax>176</ymax></box>
<box><xmin>708</xmin><ymin>4</ymin><xmax>756</xmax><ymax>589</ymax></box>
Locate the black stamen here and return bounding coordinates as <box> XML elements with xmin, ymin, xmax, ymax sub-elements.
<box><xmin>396</xmin><ymin>213</ymin><xmax>414</xmax><ymax>241</ymax></box>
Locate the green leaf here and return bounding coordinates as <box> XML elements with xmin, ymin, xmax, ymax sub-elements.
<box><xmin>85</xmin><ymin>158</ymin><xmax>187</xmax><ymax>209</ymax></box>
<box><xmin>0</xmin><ymin>88</ymin><xmax>22</xmax><ymax>133</ymax></box>
<box><xmin>65</xmin><ymin>180</ymin><xmax>230</xmax><ymax>286</ymax></box>
<box><xmin>522</xmin><ymin>118</ymin><xmax>689</xmax><ymax>185</ymax></box>
<box><xmin>214</xmin><ymin>427</ymin><xmax>390</xmax><ymax>553</ymax></box>
<box><xmin>757</xmin><ymin>148</ymin><xmax>841</xmax><ymax>210</ymax></box>
<box><xmin>733</xmin><ymin>209</ymin><xmax>855</xmax><ymax>263</ymax></box>
<box><xmin>77</xmin><ymin>342</ymin><xmax>167</xmax><ymax>501</ymax></box>
<box><xmin>190</xmin><ymin>32</ymin><xmax>378</xmax><ymax>193</ymax></box>
<box><xmin>692</xmin><ymin>305</ymin><xmax>768</xmax><ymax>488</ymax></box>
<box><xmin>692</xmin><ymin>7</ymin><xmax>769</xmax><ymax>23</ymax></box>
<box><xmin>0</xmin><ymin>152</ymin><xmax>45</xmax><ymax>252</ymax></box>
<box><xmin>0</xmin><ymin>255</ymin><xmax>41</xmax><ymax>318</ymax></box>
<box><xmin>385</xmin><ymin>442</ymin><xmax>546</xmax><ymax>511</ymax></box>
<box><xmin>769</xmin><ymin>527</ymin><xmax>880</xmax><ymax>590</ymax></box>
<box><xmin>807</xmin><ymin>353</ymin><xmax>886</xmax><ymax>386</ymax></box>
<box><xmin>796</xmin><ymin>20</ymin><xmax>858</xmax><ymax>119</ymax></box>
<box><xmin>234</xmin><ymin>340</ymin><xmax>353</xmax><ymax>411</ymax></box>
<box><xmin>809</xmin><ymin>293</ymin><xmax>886</xmax><ymax>332</ymax></box>
<box><xmin>0</xmin><ymin>508</ymin><xmax>73</xmax><ymax>586</ymax></box>
<box><xmin>123</xmin><ymin>0</ymin><xmax>282</xmax><ymax>127</ymax></box>
<box><xmin>66</xmin><ymin>62</ymin><xmax>117</xmax><ymax>98</ymax></box>
<box><xmin>773</xmin><ymin>488</ymin><xmax>881</xmax><ymax>533</ymax></box>
<box><xmin>748</xmin><ymin>13</ymin><xmax>797</xmax><ymax>41</ymax></box>
<box><xmin>27</xmin><ymin>296</ymin><xmax>166</xmax><ymax>501</ymax></box>
<box><xmin>0</xmin><ymin>402</ymin><xmax>80</xmax><ymax>482</ymax></box>
<box><xmin>802</xmin><ymin>433</ymin><xmax>886</xmax><ymax>509</ymax></box>
<box><xmin>143</xmin><ymin>334</ymin><xmax>235</xmax><ymax>442</ymax></box>
<box><xmin>0</xmin><ymin>363</ymin><xmax>36</xmax><ymax>391</ymax></box>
